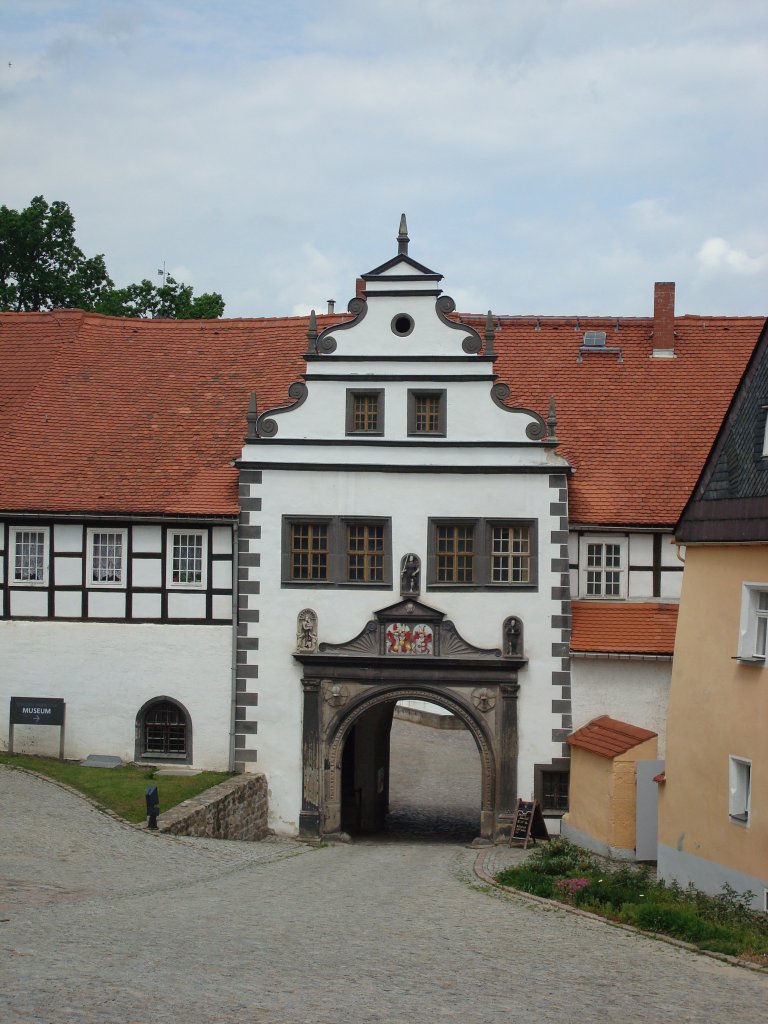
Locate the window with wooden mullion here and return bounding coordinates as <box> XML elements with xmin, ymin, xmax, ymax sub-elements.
<box><xmin>415</xmin><ymin>394</ymin><xmax>441</xmax><ymax>433</ymax></box>
<box><xmin>586</xmin><ymin>541</ymin><xmax>621</xmax><ymax>597</ymax></box>
<box><xmin>291</xmin><ymin>523</ymin><xmax>329</xmax><ymax>581</ymax></box>
<box><xmin>353</xmin><ymin>393</ymin><xmax>379</xmax><ymax>433</ymax></box>
<box><xmin>436</xmin><ymin>524</ymin><xmax>474</xmax><ymax>583</ymax></box>
<box><xmin>346</xmin><ymin>524</ymin><xmax>384</xmax><ymax>582</ymax></box>
<box><xmin>13</xmin><ymin>529</ymin><xmax>46</xmax><ymax>583</ymax></box>
<box><xmin>542</xmin><ymin>770</ymin><xmax>569</xmax><ymax>811</ymax></box>
<box><xmin>491</xmin><ymin>525</ymin><xmax>531</xmax><ymax>583</ymax></box>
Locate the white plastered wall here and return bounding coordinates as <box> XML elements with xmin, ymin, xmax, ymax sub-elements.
<box><xmin>0</xmin><ymin>621</ymin><xmax>232</xmax><ymax>768</ymax></box>
<box><xmin>570</xmin><ymin>656</ymin><xmax>671</xmax><ymax>754</ymax></box>
<box><xmin>252</xmin><ymin>465</ymin><xmax>564</xmax><ymax>833</ymax></box>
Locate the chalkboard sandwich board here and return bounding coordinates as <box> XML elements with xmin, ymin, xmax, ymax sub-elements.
<box><xmin>508</xmin><ymin>798</ymin><xmax>549</xmax><ymax>848</ymax></box>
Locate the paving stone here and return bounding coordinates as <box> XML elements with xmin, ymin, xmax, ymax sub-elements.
<box><xmin>1</xmin><ymin>730</ymin><xmax>766</xmax><ymax>1024</ymax></box>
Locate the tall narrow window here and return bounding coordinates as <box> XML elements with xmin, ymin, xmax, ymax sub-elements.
<box><xmin>346</xmin><ymin>523</ymin><xmax>384</xmax><ymax>582</ymax></box>
<box><xmin>11</xmin><ymin>528</ymin><xmax>48</xmax><ymax>585</ymax></box>
<box><xmin>491</xmin><ymin>525</ymin><xmax>531</xmax><ymax>583</ymax></box>
<box><xmin>345</xmin><ymin>390</ymin><xmax>384</xmax><ymax>435</ymax></box>
<box><xmin>88</xmin><ymin>529</ymin><xmax>126</xmax><ymax>586</ymax></box>
<box><xmin>169</xmin><ymin>532</ymin><xmax>205</xmax><ymax>587</ymax></box>
<box><xmin>291</xmin><ymin>523</ymin><xmax>329</xmax><ymax>581</ymax></box>
<box><xmin>408</xmin><ymin>390</ymin><xmax>446</xmax><ymax>436</ymax></box>
<box><xmin>436</xmin><ymin>525</ymin><xmax>474</xmax><ymax>583</ymax></box>
<box><xmin>737</xmin><ymin>584</ymin><xmax>768</xmax><ymax>662</ymax></box>
<box><xmin>585</xmin><ymin>541</ymin><xmax>623</xmax><ymax>597</ymax></box>
<box><xmin>754</xmin><ymin>592</ymin><xmax>768</xmax><ymax>657</ymax></box>
<box><xmin>729</xmin><ymin>756</ymin><xmax>751</xmax><ymax>823</ymax></box>
<box><xmin>542</xmin><ymin>770</ymin><xmax>570</xmax><ymax>812</ymax></box>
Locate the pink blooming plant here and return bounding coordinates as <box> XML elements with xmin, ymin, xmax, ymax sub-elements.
<box><xmin>554</xmin><ymin>877</ymin><xmax>591</xmax><ymax>895</ymax></box>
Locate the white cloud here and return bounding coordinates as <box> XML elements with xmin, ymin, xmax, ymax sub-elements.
<box><xmin>697</xmin><ymin>238</ymin><xmax>768</xmax><ymax>277</ymax></box>
<box><xmin>1</xmin><ymin>1</ymin><xmax>766</xmax><ymax>317</ymax></box>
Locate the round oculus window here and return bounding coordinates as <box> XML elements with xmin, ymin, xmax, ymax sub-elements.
<box><xmin>391</xmin><ymin>313</ymin><xmax>414</xmax><ymax>337</ymax></box>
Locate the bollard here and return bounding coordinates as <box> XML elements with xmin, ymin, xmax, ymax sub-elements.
<box><xmin>146</xmin><ymin>784</ymin><xmax>160</xmax><ymax>830</ymax></box>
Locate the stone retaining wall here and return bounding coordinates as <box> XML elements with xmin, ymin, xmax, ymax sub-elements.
<box><xmin>157</xmin><ymin>773</ymin><xmax>269</xmax><ymax>841</ymax></box>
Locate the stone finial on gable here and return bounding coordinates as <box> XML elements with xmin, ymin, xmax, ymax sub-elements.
<box><xmin>484</xmin><ymin>310</ymin><xmax>496</xmax><ymax>355</ymax></box>
<box><xmin>245</xmin><ymin>392</ymin><xmax>259</xmax><ymax>439</ymax></box>
<box><xmin>547</xmin><ymin>396</ymin><xmax>558</xmax><ymax>441</ymax></box>
<box><xmin>397</xmin><ymin>213</ymin><xmax>409</xmax><ymax>256</ymax></box>
<box><xmin>306</xmin><ymin>309</ymin><xmax>318</xmax><ymax>354</ymax></box>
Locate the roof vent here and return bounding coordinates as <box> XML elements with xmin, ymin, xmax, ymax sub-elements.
<box><xmin>583</xmin><ymin>330</ymin><xmax>607</xmax><ymax>348</ymax></box>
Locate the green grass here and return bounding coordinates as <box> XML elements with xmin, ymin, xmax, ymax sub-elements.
<box><xmin>0</xmin><ymin>752</ymin><xmax>233</xmax><ymax>823</ymax></box>
<box><xmin>497</xmin><ymin>837</ymin><xmax>768</xmax><ymax>963</ymax></box>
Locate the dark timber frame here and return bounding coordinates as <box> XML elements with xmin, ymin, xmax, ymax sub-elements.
<box><xmin>294</xmin><ymin>598</ymin><xmax>525</xmax><ymax>840</ymax></box>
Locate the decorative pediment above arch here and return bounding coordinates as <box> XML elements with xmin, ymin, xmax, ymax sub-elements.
<box><xmin>294</xmin><ymin>598</ymin><xmax>526</xmax><ymax>677</ymax></box>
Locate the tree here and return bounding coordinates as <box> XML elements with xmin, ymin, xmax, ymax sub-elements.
<box><xmin>0</xmin><ymin>196</ymin><xmax>225</xmax><ymax>318</ymax></box>
<box><xmin>94</xmin><ymin>276</ymin><xmax>225</xmax><ymax>319</ymax></box>
<box><xmin>0</xmin><ymin>196</ymin><xmax>112</xmax><ymax>312</ymax></box>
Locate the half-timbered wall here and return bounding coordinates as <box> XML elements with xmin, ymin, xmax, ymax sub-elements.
<box><xmin>568</xmin><ymin>529</ymin><xmax>682</xmax><ymax>601</ymax></box>
<box><xmin>0</xmin><ymin>518</ymin><xmax>235</xmax><ymax>768</ymax></box>
<box><xmin>0</xmin><ymin>519</ymin><xmax>235</xmax><ymax>621</ymax></box>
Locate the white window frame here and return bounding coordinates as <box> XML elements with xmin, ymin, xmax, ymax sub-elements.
<box><xmin>579</xmin><ymin>534</ymin><xmax>627</xmax><ymax>599</ymax></box>
<box><xmin>737</xmin><ymin>583</ymin><xmax>768</xmax><ymax>663</ymax></box>
<box><xmin>87</xmin><ymin>528</ymin><xmax>127</xmax><ymax>589</ymax></box>
<box><xmin>728</xmin><ymin>755</ymin><xmax>751</xmax><ymax>824</ymax></box>
<box><xmin>10</xmin><ymin>526</ymin><xmax>50</xmax><ymax>586</ymax></box>
<box><xmin>166</xmin><ymin>530</ymin><xmax>208</xmax><ymax>590</ymax></box>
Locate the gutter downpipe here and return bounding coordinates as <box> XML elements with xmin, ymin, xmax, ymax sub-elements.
<box><xmin>228</xmin><ymin>519</ymin><xmax>239</xmax><ymax>772</ymax></box>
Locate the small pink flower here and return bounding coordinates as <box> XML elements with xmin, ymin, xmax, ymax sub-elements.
<box><xmin>555</xmin><ymin>877</ymin><xmax>591</xmax><ymax>895</ymax></box>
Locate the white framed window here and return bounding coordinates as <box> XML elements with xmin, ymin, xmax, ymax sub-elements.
<box><xmin>737</xmin><ymin>584</ymin><xmax>768</xmax><ymax>663</ymax></box>
<box><xmin>167</xmin><ymin>530</ymin><xmax>207</xmax><ymax>589</ymax></box>
<box><xmin>728</xmin><ymin>756</ymin><xmax>751</xmax><ymax>823</ymax></box>
<box><xmin>579</xmin><ymin>535</ymin><xmax>627</xmax><ymax>598</ymax></box>
<box><xmin>10</xmin><ymin>526</ymin><xmax>49</xmax><ymax>586</ymax></box>
<box><xmin>87</xmin><ymin>529</ymin><xmax>127</xmax><ymax>588</ymax></box>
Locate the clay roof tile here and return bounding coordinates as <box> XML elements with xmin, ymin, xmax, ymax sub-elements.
<box><xmin>568</xmin><ymin>715</ymin><xmax>657</xmax><ymax>758</ymax></box>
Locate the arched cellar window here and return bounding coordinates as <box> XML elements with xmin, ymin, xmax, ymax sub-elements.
<box><xmin>137</xmin><ymin>698</ymin><xmax>192</xmax><ymax>763</ymax></box>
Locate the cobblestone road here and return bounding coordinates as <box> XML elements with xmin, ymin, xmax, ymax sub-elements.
<box><xmin>2</xmin><ymin>725</ymin><xmax>766</xmax><ymax>1023</ymax></box>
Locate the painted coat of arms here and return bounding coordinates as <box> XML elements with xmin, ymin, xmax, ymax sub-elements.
<box><xmin>385</xmin><ymin>622</ymin><xmax>433</xmax><ymax>655</ymax></box>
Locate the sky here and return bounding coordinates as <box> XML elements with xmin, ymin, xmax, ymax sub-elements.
<box><xmin>1</xmin><ymin>0</ymin><xmax>767</xmax><ymax>319</ymax></box>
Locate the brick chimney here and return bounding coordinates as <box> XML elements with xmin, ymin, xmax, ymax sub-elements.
<box><xmin>355</xmin><ymin>277</ymin><xmax>366</xmax><ymax>300</ymax></box>
<box><xmin>652</xmin><ymin>282</ymin><xmax>676</xmax><ymax>358</ymax></box>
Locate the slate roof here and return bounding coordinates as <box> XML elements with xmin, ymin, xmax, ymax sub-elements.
<box><xmin>0</xmin><ymin>306</ymin><xmax>763</xmax><ymax>521</ymax></box>
<box><xmin>568</xmin><ymin>715</ymin><xmax>657</xmax><ymax>758</ymax></box>
<box><xmin>570</xmin><ymin>601</ymin><xmax>679</xmax><ymax>655</ymax></box>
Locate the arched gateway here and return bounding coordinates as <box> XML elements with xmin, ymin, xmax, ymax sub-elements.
<box><xmin>295</xmin><ymin>598</ymin><xmax>525</xmax><ymax>840</ymax></box>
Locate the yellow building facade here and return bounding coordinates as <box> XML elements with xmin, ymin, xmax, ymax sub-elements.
<box><xmin>658</xmin><ymin>547</ymin><xmax>768</xmax><ymax>907</ymax></box>
<box><xmin>658</xmin><ymin>319</ymin><xmax>768</xmax><ymax>911</ymax></box>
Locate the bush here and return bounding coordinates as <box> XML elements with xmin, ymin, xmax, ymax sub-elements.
<box><xmin>494</xmin><ymin>840</ymin><xmax>767</xmax><ymax>960</ymax></box>
<box><xmin>523</xmin><ymin>837</ymin><xmax>598</xmax><ymax>876</ymax></box>
<box><xmin>495</xmin><ymin>866</ymin><xmax>556</xmax><ymax>899</ymax></box>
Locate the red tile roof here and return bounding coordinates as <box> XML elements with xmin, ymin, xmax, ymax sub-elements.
<box><xmin>568</xmin><ymin>715</ymin><xmax>657</xmax><ymax>758</ymax></box>
<box><xmin>482</xmin><ymin>313</ymin><xmax>764</xmax><ymax>525</ymax></box>
<box><xmin>0</xmin><ymin>307</ymin><xmax>763</xmax><ymax>519</ymax></box>
<box><xmin>571</xmin><ymin>601</ymin><xmax>678</xmax><ymax>655</ymax></box>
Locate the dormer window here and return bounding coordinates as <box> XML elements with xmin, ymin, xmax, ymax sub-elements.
<box><xmin>346</xmin><ymin>390</ymin><xmax>384</xmax><ymax>435</ymax></box>
<box><xmin>408</xmin><ymin>390</ymin><xmax>446</xmax><ymax>436</ymax></box>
